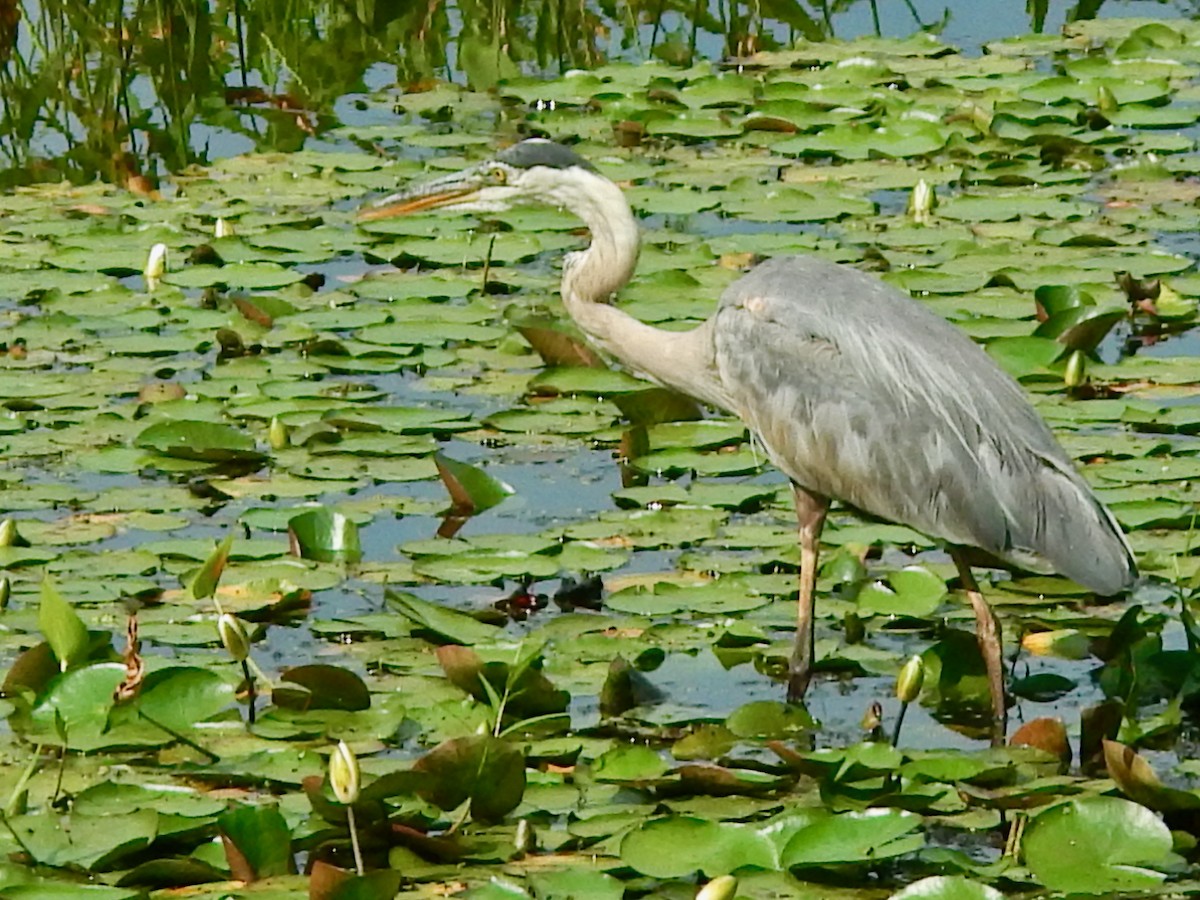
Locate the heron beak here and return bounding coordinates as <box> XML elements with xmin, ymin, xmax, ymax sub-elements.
<box><xmin>356</xmin><ymin>171</ymin><xmax>484</xmax><ymax>222</ymax></box>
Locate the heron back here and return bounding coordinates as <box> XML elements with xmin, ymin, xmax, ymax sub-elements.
<box><xmin>711</xmin><ymin>255</ymin><xmax>1136</xmax><ymax>595</ymax></box>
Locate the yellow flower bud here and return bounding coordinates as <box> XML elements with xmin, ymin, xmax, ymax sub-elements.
<box><xmin>217</xmin><ymin>613</ymin><xmax>251</xmax><ymax>663</ymax></box>
<box><xmin>329</xmin><ymin>739</ymin><xmax>360</xmax><ymax>805</ymax></box>
<box><xmin>0</xmin><ymin>575</ymin><xmax>10</xmax><ymax>610</ymax></box>
<box><xmin>696</xmin><ymin>874</ymin><xmax>738</xmax><ymax>900</ymax></box>
<box><xmin>895</xmin><ymin>654</ymin><xmax>925</xmax><ymax>704</ymax></box>
<box><xmin>0</xmin><ymin>519</ymin><xmax>16</xmax><ymax>547</ymax></box>
<box><xmin>268</xmin><ymin>417</ymin><xmax>288</xmax><ymax>450</ymax></box>
<box><xmin>214</xmin><ymin>217</ymin><xmax>235</xmax><ymax>239</ymax></box>
<box><xmin>144</xmin><ymin>243</ymin><xmax>168</xmax><ymax>291</ymax></box>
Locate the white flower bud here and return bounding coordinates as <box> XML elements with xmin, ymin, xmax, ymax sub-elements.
<box><xmin>144</xmin><ymin>243</ymin><xmax>168</xmax><ymax>290</ymax></box>
<box><xmin>907</xmin><ymin>179</ymin><xmax>936</xmax><ymax>225</ymax></box>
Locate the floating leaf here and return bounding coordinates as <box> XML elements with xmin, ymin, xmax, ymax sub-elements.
<box><xmin>135</xmin><ymin>666</ymin><xmax>236</xmax><ymax>733</ymax></box>
<box><xmin>385</xmin><ymin>590</ymin><xmax>501</xmax><ymax>645</ymax></box>
<box><xmin>275</xmin><ymin>665</ymin><xmax>371</xmax><ymax>712</ymax></box>
<box><xmin>8</xmin><ymin>808</ymin><xmax>158</xmax><ymax>870</ymax></box>
<box><xmin>619</xmin><ymin>817</ymin><xmax>776</xmax><ymax>878</ymax></box>
<box><xmin>1023</xmin><ymin>796</ymin><xmax>1172</xmax><ymax>893</ymax></box>
<box><xmin>527</xmin><ymin>870</ymin><xmax>623</xmax><ymax>900</ymax></box>
<box><xmin>135</xmin><ymin>420</ymin><xmax>268</xmax><ymax>464</ymax></box>
<box><xmin>781</xmin><ymin>809</ymin><xmax>924</xmax><ymax>868</ymax></box>
<box><xmin>857</xmin><ymin>566</ymin><xmax>947</xmax><ymax>617</ymax></box>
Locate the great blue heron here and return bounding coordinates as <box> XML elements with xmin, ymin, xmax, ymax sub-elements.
<box><xmin>362</xmin><ymin>138</ymin><xmax>1138</xmax><ymax>738</ymax></box>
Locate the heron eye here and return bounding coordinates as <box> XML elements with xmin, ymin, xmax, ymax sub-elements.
<box><xmin>489</xmin><ymin>167</ymin><xmax>508</xmax><ymax>184</ymax></box>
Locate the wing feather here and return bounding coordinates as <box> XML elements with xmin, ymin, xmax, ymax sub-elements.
<box><xmin>710</xmin><ymin>256</ymin><xmax>1135</xmax><ymax>594</ymax></box>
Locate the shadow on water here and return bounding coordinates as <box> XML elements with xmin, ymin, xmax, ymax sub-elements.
<box><xmin>1</xmin><ymin>0</ymin><xmax>1196</xmax><ymax>186</ymax></box>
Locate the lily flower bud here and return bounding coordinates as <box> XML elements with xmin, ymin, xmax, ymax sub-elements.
<box><xmin>697</xmin><ymin>875</ymin><xmax>738</xmax><ymax>900</ymax></box>
<box><xmin>514</xmin><ymin>818</ymin><xmax>536</xmax><ymax>854</ymax></box>
<box><xmin>895</xmin><ymin>654</ymin><xmax>925</xmax><ymax>704</ymax></box>
<box><xmin>1064</xmin><ymin>350</ymin><xmax>1087</xmax><ymax>389</ymax></box>
<box><xmin>217</xmin><ymin>613</ymin><xmax>251</xmax><ymax>663</ymax></box>
<box><xmin>268</xmin><ymin>417</ymin><xmax>288</xmax><ymax>450</ymax></box>
<box><xmin>330</xmin><ymin>739</ymin><xmax>360</xmax><ymax>805</ymax></box>
<box><xmin>906</xmin><ymin>179</ymin><xmax>936</xmax><ymax>225</ymax></box>
<box><xmin>144</xmin><ymin>243</ymin><xmax>168</xmax><ymax>291</ymax></box>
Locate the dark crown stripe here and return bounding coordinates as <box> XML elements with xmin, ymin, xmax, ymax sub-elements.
<box><xmin>496</xmin><ymin>139</ymin><xmax>597</xmax><ymax>172</ymax></box>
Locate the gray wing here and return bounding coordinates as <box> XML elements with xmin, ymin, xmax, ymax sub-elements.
<box><xmin>710</xmin><ymin>255</ymin><xmax>1136</xmax><ymax>595</ymax></box>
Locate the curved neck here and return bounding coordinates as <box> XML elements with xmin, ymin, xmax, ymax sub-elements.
<box><xmin>559</xmin><ymin>176</ymin><xmax>640</xmax><ymax>313</ymax></box>
<box><xmin>558</xmin><ymin>174</ymin><xmax>730</xmax><ymax>410</ymax></box>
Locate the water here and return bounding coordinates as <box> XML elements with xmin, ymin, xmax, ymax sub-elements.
<box><xmin>4</xmin><ymin>0</ymin><xmax>1198</xmax><ymax>182</ymax></box>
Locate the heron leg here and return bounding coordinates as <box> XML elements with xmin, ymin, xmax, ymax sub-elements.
<box><xmin>788</xmin><ymin>485</ymin><xmax>829</xmax><ymax>704</ymax></box>
<box><xmin>950</xmin><ymin>550</ymin><xmax>1007</xmax><ymax>745</ymax></box>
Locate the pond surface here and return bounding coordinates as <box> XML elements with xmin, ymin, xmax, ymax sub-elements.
<box><xmin>5</xmin><ymin>0</ymin><xmax>1200</xmax><ymax>183</ymax></box>
<box><xmin>2</xmin><ymin>5</ymin><xmax>1200</xmax><ymax>900</ymax></box>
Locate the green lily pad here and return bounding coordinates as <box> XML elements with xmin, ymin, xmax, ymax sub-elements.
<box><xmin>1023</xmin><ymin>796</ymin><xmax>1173</xmax><ymax>893</ymax></box>
<box><xmin>164</xmin><ymin>262</ymin><xmax>306</xmax><ymax>289</ymax></box>
<box><xmin>619</xmin><ymin>816</ymin><xmax>777</xmax><ymax>878</ymax></box>
<box><xmin>858</xmin><ymin>566</ymin><xmax>947</xmax><ymax>617</ymax></box>
<box><xmin>385</xmin><ymin>590</ymin><xmax>502</xmax><ymax>645</ymax></box>
<box><xmin>135</xmin><ymin>420</ymin><xmax>268</xmax><ymax>464</ymax></box>
<box><xmin>782</xmin><ymin>809</ymin><xmax>924</xmax><ymax>868</ymax></box>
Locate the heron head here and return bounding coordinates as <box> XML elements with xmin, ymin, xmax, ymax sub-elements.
<box><xmin>358</xmin><ymin>138</ymin><xmax>599</xmax><ymax>221</ymax></box>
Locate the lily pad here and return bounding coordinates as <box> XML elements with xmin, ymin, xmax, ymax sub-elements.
<box><xmin>135</xmin><ymin>421</ymin><xmax>268</xmax><ymax>464</ymax></box>
<box><xmin>1023</xmin><ymin>796</ymin><xmax>1173</xmax><ymax>893</ymax></box>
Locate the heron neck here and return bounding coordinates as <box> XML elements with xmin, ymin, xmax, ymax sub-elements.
<box><xmin>559</xmin><ymin>177</ymin><xmax>640</xmax><ymax>313</ymax></box>
<box><xmin>558</xmin><ymin>179</ymin><xmax>729</xmax><ymax>410</ymax></box>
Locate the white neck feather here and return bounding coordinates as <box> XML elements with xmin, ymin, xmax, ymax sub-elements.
<box><xmin>549</xmin><ymin>168</ymin><xmax>731</xmax><ymax>411</ymax></box>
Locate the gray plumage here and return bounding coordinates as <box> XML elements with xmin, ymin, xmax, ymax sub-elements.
<box><xmin>710</xmin><ymin>256</ymin><xmax>1136</xmax><ymax>596</ymax></box>
<box><xmin>365</xmin><ymin>137</ymin><xmax>1138</xmax><ymax>727</ymax></box>
<box><xmin>497</xmin><ymin>138</ymin><xmax>597</xmax><ymax>172</ymax></box>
